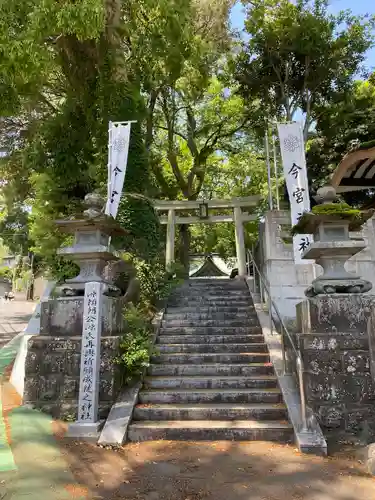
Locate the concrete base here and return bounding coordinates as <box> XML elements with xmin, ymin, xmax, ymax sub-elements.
<box><xmin>24</xmin><ymin>281</ymin><xmax>56</xmax><ymax>335</ymax></box>
<box><xmin>10</xmin><ymin>282</ymin><xmax>56</xmax><ymax>397</ymax></box>
<box><xmin>10</xmin><ymin>334</ymin><xmax>35</xmax><ymax>397</ymax></box>
<box><xmin>297</xmin><ymin>295</ymin><xmax>375</xmax><ymax>442</ymax></box>
<box><xmin>98</xmin><ymin>382</ymin><xmax>142</xmax><ymax>447</ymax></box>
<box><xmin>66</xmin><ymin>421</ymin><xmax>102</xmax><ymax>440</ymax></box>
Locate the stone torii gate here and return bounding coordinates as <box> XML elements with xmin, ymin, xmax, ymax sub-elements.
<box><xmin>154</xmin><ymin>196</ymin><xmax>260</xmax><ymax>277</ymax></box>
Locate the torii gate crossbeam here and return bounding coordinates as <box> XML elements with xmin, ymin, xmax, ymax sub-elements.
<box><xmin>154</xmin><ymin>196</ymin><xmax>260</xmax><ymax>277</ymax></box>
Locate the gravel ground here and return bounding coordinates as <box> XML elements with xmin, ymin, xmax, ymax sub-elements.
<box><xmin>58</xmin><ymin>432</ymin><xmax>375</xmax><ymax>500</ymax></box>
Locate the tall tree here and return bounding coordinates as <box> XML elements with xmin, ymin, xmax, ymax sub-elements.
<box><xmin>306</xmin><ymin>74</ymin><xmax>375</xmax><ymax>203</ymax></box>
<box><xmin>232</xmin><ymin>0</ymin><xmax>374</xmax><ymax>140</ymax></box>
<box><xmin>0</xmin><ymin>0</ymin><xmax>196</xmax><ymax>266</ymax></box>
<box><xmin>144</xmin><ymin>1</ymin><xmax>235</xmax><ymax>200</ymax></box>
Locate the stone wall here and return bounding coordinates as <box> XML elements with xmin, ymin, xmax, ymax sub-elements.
<box><xmin>297</xmin><ymin>295</ymin><xmax>375</xmax><ymax>440</ymax></box>
<box><xmin>257</xmin><ymin>210</ymin><xmax>316</xmax><ymax>329</ymax></box>
<box><xmin>24</xmin><ymin>336</ymin><xmax>121</xmax><ymax>419</ymax></box>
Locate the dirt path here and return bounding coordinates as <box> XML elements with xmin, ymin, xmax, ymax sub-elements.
<box><xmin>59</xmin><ymin>438</ymin><xmax>375</xmax><ymax>500</ymax></box>
<box><xmin>1</xmin><ymin>305</ymin><xmax>375</xmax><ymax>500</ymax></box>
<box><xmin>0</xmin><ymin>340</ymin><xmax>86</xmax><ymax>499</ymax></box>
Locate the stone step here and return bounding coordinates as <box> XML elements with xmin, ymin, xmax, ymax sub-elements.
<box><xmin>171</xmin><ymin>295</ymin><xmax>249</xmax><ymax>302</ymax></box>
<box><xmin>128</xmin><ymin>420</ymin><xmax>293</xmax><ymax>442</ymax></box>
<box><xmin>133</xmin><ymin>403</ymin><xmax>288</xmax><ymax>421</ymax></box>
<box><xmin>156</xmin><ymin>343</ymin><xmax>268</xmax><ymax>354</ymax></box>
<box><xmin>167</xmin><ymin>300</ymin><xmax>252</xmax><ymax>307</ymax></box>
<box><xmin>182</xmin><ymin>280</ymin><xmax>243</xmax><ymax>285</ymax></box>
<box><xmin>138</xmin><ymin>388</ymin><xmax>282</xmax><ymax>404</ymax></box>
<box><xmin>173</xmin><ymin>286</ymin><xmax>247</xmax><ymax>293</ymax></box>
<box><xmin>174</xmin><ymin>291</ymin><xmax>248</xmax><ymax>297</ymax></box>
<box><xmin>166</xmin><ymin>306</ymin><xmax>255</xmax><ymax>313</ymax></box>
<box><xmin>148</xmin><ymin>363</ymin><xmax>274</xmax><ymax>376</ymax></box>
<box><xmin>164</xmin><ymin>311</ymin><xmax>255</xmax><ymax>319</ymax></box>
<box><xmin>179</xmin><ymin>284</ymin><xmax>247</xmax><ymax>291</ymax></box>
<box><xmin>156</xmin><ymin>334</ymin><xmax>265</xmax><ymax>344</ymax></box>
<box><xmin>171</xmin><ymin>291</ymin><xmax>249</xmax><ymax>297</ymax></box>
<box><xmin>159</xmin><ymin>326</ymin><xmax>262</xmax><ymax>335</ymax></box>
<box><xmin>143</xmin><ymin>375</ymin><xmax>278</xmax><ymax>390</ymax></box>
<box><xmin>168</xmin><ymin>290</ymin><xmax>254</xmax><ymax>298</ymax></box>
<box><xmin>162</xmin><ymin>319</ymin><xmax>258</xmax><ymax>327</ymax></box>
<box><xmin>151</xmin><ymin>352</ymin><xmax>270</xmax><ymax>364</ymax></box>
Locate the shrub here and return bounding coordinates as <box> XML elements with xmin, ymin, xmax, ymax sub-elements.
<box><xmin>0</xmin><ymin>266</ymin><xmax>12</xmax><ymax>282</ymax></box>
<box><xmin>120</xmin><ymin>253</ymin><xmax>183</xmax><ymax>311</ymax></box>
<box><xmin>115</xmin><ymin>259</ymin><xmax>183</xmax><ymax>384</ymax></box>
<box><xmin>116</xmin><ymin>304</ymin><xmax>155</xmax><ymax>384</ymax></box>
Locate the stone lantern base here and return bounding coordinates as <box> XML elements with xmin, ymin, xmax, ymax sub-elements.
<box><xmin>23</xmin><ymin>296</ymin><xmax>124</xmax><ymax>420</ymax></box>
<box><xmin>297</xmin><ymin>294</ymin><xmax>375</xmax><ymax>441</ymax></box>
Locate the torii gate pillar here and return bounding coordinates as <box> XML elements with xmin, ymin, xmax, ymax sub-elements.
<box><xmin>165</xmin><ymin>209</ymin><xmax>176</xmax><ymax>270</ymax></box>
<box><xmin>234</xmin><ymin>206</ymin><xmax>247</xmax><ymax>277</ymax></box>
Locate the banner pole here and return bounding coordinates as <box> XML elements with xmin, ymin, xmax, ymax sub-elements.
<box><xmin>272</xmin><ymin>133</ymin><xmax>280</xmax><ymax>210</ymax></box>
<box><xmin>265</xmin><ymin>130</ymin><xmax>273</xmax><ymax>210</ymax></box>
<box><xmin>106</xmin><ymin>121</ymin><xmax>113</xmax><ymax>214</ymax></box>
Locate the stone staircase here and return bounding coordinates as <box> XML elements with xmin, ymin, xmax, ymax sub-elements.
<box><xmin>128</xmin><ymin>278</ymin><xmax>293</xmax><ymax>442</ymax></box>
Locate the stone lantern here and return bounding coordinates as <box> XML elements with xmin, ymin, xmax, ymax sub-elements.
<box><xmin>24</xmin><ymin>192</ymin><xmax>127</xmax><ymax>420</ymax></box>
<box><xmin>296</xmin><ymin>186</ymin><xmax>375</xmax><ymax>441</ymax></box>
<box><xmin>300</xmin><ymin>186</ymin><xmax>373</xmax><ymax>296</ymax></box>
<box><xmin>55</xmin><ymin>192</ymin><xmax>127</xmax><ymax>297</ymax></box>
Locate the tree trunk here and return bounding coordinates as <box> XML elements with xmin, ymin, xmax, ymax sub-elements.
<box><xmin>178</xmin><ymin>224</ymin><xmax>191</xmax><ymax>278</ymax></box>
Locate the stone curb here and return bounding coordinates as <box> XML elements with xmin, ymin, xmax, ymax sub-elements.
<box><xmin>97</xmin><ymin>307</ymin><xmax>166</xmax><ymax>446</ymax></box>
<box><xmin>245</xmin><ymin>278</ymin><xmax>327</xmax><ymax>456</ymax></box>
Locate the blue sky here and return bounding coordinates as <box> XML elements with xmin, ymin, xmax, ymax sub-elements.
<box><xmin>230</xmin><ymin>0</ymin><xmax>375</xmax><ymax>72</ymax></box>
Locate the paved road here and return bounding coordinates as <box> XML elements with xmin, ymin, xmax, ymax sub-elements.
<box><xmin>0</xmin><ymin>300</ymin><xmax>36</xmax><ymax>348</ymax></box>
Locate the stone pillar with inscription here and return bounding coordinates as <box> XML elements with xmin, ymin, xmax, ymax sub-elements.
<box><xmin>296</xmin><ymin>187</ymin><xmax>375</xmax><ymax>442</ymax></box>
<box><xmin>68</xmin><ymin>282</ymin><xmax>104</xmax><ymax>436</ymax></box>
<box><xmin>24</xmin><ymin>193</ymin><xmax>127</xmax><ymax>427</ymax></box>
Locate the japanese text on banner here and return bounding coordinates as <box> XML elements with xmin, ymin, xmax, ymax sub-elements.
<box><xmin>105</xmin><ymin>122</ymin><xmax>132</xmax><ymax>219</ymax></box>
<box><xmin>277</xmin><ymin>122</ymin><xmax>313</xmax><ymax>264</ymax></box>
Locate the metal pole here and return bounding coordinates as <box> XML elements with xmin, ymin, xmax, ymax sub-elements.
<box><xmin>269</xmin><ymin>300</ymin><xmax>273</xmax><ymax>335</ymax></box>
<box><xmin>265</xmin><ymin>131</ymin><xmax>273</xmax><ymax>210</ymax></box>
<box><xmin>281</xmin><ymin>331</ymin><xmax>287</xmax><ymax>374</ymax></box>
<box><xmin>297</xmin><ymin>356</ymin><xmax>308</xmax><ymax>432</ymax></box>
<box><xmin>107</xmin><ymin>121</ymin><xmax>113</xmax><ymax>213</ymax></box>
<box><xmin>251</xmin><ymin>245</ymin><xmax>256</xmax><ymax>292</ymax></box>
<box><xmin>272</xmin><ymin>134</ymin><xmax>280</xmax><ymax>210</ymax></box>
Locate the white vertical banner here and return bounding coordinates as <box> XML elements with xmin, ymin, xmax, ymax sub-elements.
<box><xmin>105</xmin><ymin>121</ymin><xmax>133</xmax><ymax>219</ymax></box>
<box><xmin>277</xmin><ymin>122</ymin><xmax>313</xmax><ymax>264</ymax></box>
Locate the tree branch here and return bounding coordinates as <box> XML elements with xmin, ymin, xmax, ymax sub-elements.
<box><xmin>145</xmin><ymin>89</ymin><xmax>159</xmax><ymax>152</ymax></box>
<box><xmin>160</xmin><ymin>90</ymin><xmax>189</xmax><ymax>196</ymax></box>
<box><xmin>185</xmin><ymin>106</ymin><xmax>199</xmax><ymax>158</ymax></box>
<box><xmin>149</xmin><ymin>158</ymin><xmax>178</xmax><ymax>199</ymax></box>
<box><xmin>155</xmin><ymin>125</ymin><xmax>188</xmax><ymax>143</ymax></box>
<box><xmin>270</xmin><ymin>55</ymin><xmax>292</xmax><ymax>121</ymax></box>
